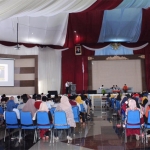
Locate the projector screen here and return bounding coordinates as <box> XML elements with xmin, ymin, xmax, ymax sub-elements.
<box><xmin>0</xmin><ymin>59</ymin><xmax>14</xmax><ymax>86</ymax></box>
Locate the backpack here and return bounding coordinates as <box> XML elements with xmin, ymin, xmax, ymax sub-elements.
<box><xmin>145</xmin><ymin>105</ymin><xmax>150</xmax><ymax>118</ymax></box>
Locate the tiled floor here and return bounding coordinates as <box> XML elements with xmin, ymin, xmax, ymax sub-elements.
<box><xmin>1</xmin><ymin>108</ymin><xmax>150</xmax><ymax>150</ymax></box>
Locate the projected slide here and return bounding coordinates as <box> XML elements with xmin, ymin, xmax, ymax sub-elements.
<box><xmin>0</xmin><ymin>59</ymin><xmax>14</xmax><ymax>86</ymax></box>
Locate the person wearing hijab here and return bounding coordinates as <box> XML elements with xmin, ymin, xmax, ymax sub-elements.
<box><xmin>55</xmin><ymin>95</ymin><xmax>76</xmax><ymax>141</ymax></box>
<box><xmin>22</xmin><ymin>97</ymin><xmax>37</xmax><ymax>120</ymax></box>
<box><xmin>4</xmin><ymin>96</ymin><xmax>20</xmax><ymax>120</ymax></box>
<box><xmin>38</xmin><ymin>96</ymin><xmax>53</xmax><ymax>140</ymax></box>
<box><xmin>75</xmin><ymin>95</ymin><xmax>87</xmax><ymax>125</ymax></box>
<box><xmin>125</xmin><ymin>99</ymin><xmax>143</xmax><ymax>140</ymax></box>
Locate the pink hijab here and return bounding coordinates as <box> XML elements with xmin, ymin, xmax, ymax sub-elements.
<box><xmin>56</xmin><ymin>95</ymin><xmax>76</xmax><ymax>127</ymax></box>
<box><xmin>59</xmin><ymin>95</ymin><xmax>72</xmax><ymax>110</ymax></box>
<box><xmin>38</xmin><ymin>102</ymin><xmax>49</xmax><ymax>112</ymax></box>
<box><xmin>22</xmin><ymin>98</ymin><xmax>37</xmax><ymax>117</ymax></box>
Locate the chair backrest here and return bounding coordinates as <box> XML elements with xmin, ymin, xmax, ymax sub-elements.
<box><xmin>5</xmin><ymin>111</ymin><xmax>18</xmax><ymax>125</ymax></box>
<box><xmin>72</xmin><ymin>106</ymin><xmax>80</xmax><ymax>122</ymax></box>
<box><xmin>20</xmin><ymin>111</ymin><xmax>33</xmax><ymax>125</ymax></box>
<box><xmin>37</xmin><ymin>111</ymin><xmax>50</xmax><ymax>125</ymax></box>
<box><xmin>54</xmin><ymin>111</ymin><xmax>68</xmax><ymax>126</ymax></box>
<box><xmin>111</xmin><ymin>98</ymin><xmax>115</xmax><ymax>109</ymax></box>
<box><xmin>50</xmin><ymin>107</ymin><xmax>56</xmax><ymax>116</ymax></box>
<box><xmin>116</xmin><ymin>100</ymin><xmax>120</xmax><ymax>110</ymax></box>
<box><xmin>127</xmin><ymin>110</ymin><xmax>140</xmax><ymax>124</ymax></box>
<box><xmin>80</xmin><ymin>104</ymin><xmax>85</xmax><ymax>112</ymax></box>
<box><xmin>148</xmin><ymin>111</ymin><xmax>150</xmax><ymax>124</ymax></box>
<box><xmin>0</xmin><ymin>106</ymin><xmax>3</xmax><ymax>114</ymax></box>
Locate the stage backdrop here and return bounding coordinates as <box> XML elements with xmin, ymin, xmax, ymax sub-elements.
<box><xmin>92</xmin><ymin>59</ymin><xmax>142</xmax><ymax>92</ymax></box>
<box><xmin>88</xmin><ymin>55</ymin><xmax>146</xmax><ymax>93</ymax></box>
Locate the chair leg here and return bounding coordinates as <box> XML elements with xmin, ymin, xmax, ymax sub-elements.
<box><xmin>33</xmin><ymin>129</ymin><xmax>36</xmax><ymax>143</ymax></box>
<box><xmin>4</xmin><ymin>128</ymin><xmax>6</xmax><ymax>142</ymax></box>
<box><xmin>18</xmin><ymin>129</ymin><xmax>21</xmax><ymax>143</ymax></box>
<box><xmin>53</xmin><ymin>129</ymin><xmax>55</xmax><ymax>143</ymax></box>
<box><xmin>49</xmin><ymin>129</ymin><xmax>52</xmax><ymax>143</ymax></box>
<box><xmin>125</xmin><ymin>129</ymin><xmax>127</xmax><ymax>143</ymax></box>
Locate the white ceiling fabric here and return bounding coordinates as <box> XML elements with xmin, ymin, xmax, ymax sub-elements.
<box><xmin>0</xmin><ymin>0</ymin><xmax>96</xmax><ymax>45</ymax></box>
<box><xmin>0</xmin><ymin>13</ymin><xmax>69</xmax><ymax>45</ymax></box>
<box><xmin>116</xmin><ymin>0</ymin><xmax>150</xmax><ymax>9</ymax></box>
<box><xmin>0</xmin><ymin>0</ymin><xmax>96</xmax><ymax>20</ymax></box>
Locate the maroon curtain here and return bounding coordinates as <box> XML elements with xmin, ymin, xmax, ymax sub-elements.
<box><xmin>138</xmin><ymin>8</ymin><xmax>150</xmax><ymax>42</ymax></box>
<box><xmin>134</xmin><ymin>44</ymin><xmax>150</xmax><ymax>92</ymax></box>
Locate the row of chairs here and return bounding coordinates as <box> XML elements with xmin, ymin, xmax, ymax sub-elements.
<box><xmin>4</xmin><ymin>106</ymin><xmax>80</xmax><ymax>144</ymax></box>
<box><xmin>123</xmin><ymin>109</ymin><xmax>150</xmax><ymax>144</ymax></box>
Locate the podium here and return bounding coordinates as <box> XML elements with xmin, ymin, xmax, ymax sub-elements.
<box><xmin>68</xmin><ymin>84</ymin><xmax>76</xmax><ymax>94</ymax></box>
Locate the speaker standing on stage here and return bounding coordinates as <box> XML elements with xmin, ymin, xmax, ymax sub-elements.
<box><xmin>65</xmin><ymin>81</ymin><xmax>69</xmax><ymax>94</ymax></box>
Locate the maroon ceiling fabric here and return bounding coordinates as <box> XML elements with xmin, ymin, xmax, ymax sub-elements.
<box><xmin>138</xmin><ymin>8</ymin><xmax>150</xmax><ymax>42</ymax></box>
<box><xmin>64</xmin><ymin>10</ymin><xmax>104</xmax><ymax>48</ymax></box>
<box><xmin>82</xmin><ymin>0</ymin><xmax>123</xmax><ymax>12</ymax></box>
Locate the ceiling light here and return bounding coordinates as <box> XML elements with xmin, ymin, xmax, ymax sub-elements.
<box><xmin>14</xmin><ymin>44</ymin><xmax>20</xmax><ymax>50</ymax></box>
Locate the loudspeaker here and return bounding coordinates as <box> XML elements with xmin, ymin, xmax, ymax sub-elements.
<box><xmin>87</xmin><ymin>90</ymin><xmax>97</xmax><ymax>94</ymax></box>
<box><xmin>69</xmin><ymin>84</ymin><xmax>76</xmax><ymax>94</ymax></box>
<box><xmin>48</xmin><ymin>91</ymin><xmax>58</xmax><ymax>95</ymax></box>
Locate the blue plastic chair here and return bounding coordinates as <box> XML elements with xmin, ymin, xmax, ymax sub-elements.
<box><xmin>0</xmin><ymin>106</ymin><xmax>3</xmax><ymax>114</ymax></box>
<box><xmin>36</xmin><ymin>111</ymin><xmax>53</xmax><ymax>143</ymax></box>
<box><xmin>50</xmin><ymin>107</ymin><xmax>56</xmax><ymax>116</ymax></box>
<box><xmin>111</xmin><ymin>98</ymin><xmax>115</xmax><ymax>109</ymax></box>
<box><xmin>54</xmin><ymin>111</ymin><xmax>70</xmax><ymax>143</ymax></box>
<box><xmin>72</xmin><ymin>106</ymin><xmax>80</xmax><ymax>123</ymax></box>
<box><xmin>144</xmin><ymin>111</ymin><xmax>150</xmax><ymax>143</ymax></box>
<box><xmin>4</xmin><ymin>111</ymin><xmax>21</xmax><ymax>142</ymax></box>
<box><xmin>20</xmin><ymin>111</ymin><xmax>37</xmax><ymax>143</ymax></box>
<box><xmin>0</xmin><ymin>106</ymin><xmax>3</xmax><ymax>122</ymax></box>
<box><xmin>125</xmin><ymin>110</ymin><xmax>141</xmax><ymax>143</ymax></box>
<box><xmin>80</xmin><ymin>104</ymin><xmax>85</xmax><ymax>113</ymax></box>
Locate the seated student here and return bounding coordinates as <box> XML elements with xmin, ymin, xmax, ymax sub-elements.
<box><xmin>75</xmin><ymin>95</ymin><xmax>87</xmax><ymax>125</ymax></box>
<box><xmin>55</xmin><ymin>96</ymin><xmax>76</xmax><ymax>141</ymax></box>
<box><xmin>22</xmin><ymin>96</ymin><xmax>37</xmax><ymax>120</ymax></box>
<box><xmin>17</xmin><ymin>94</ymin><xmax>28</xmax><ymax>110</ymax></box>
<box><xmin>53</xmin><ymin>96</ymin><xmax>61</xmax><ymax>107</ymax></box>
<box><xmin>4</xmin><ymin>96</ymin><xmax>20</xmax><ymax>120</ymax></box>
<box><xmin>125</xmin><ymin>99</ymin><xmax>143</xmax><ymax>140</ymax></box>
<box><xmin>123</xmin><ymin>84</ymin><xmax>128</xmax><ymax>93</ymax></box>
<box><xmin>69</xmin><ymin>95</ymin><xmax>77</xmax><ymax>106</ymax></box>
<box><xmin>38</xmin><ymin>96</ymin><xmax>53</xmax><ymax>140</ymax></box>
<box><xmin>46</xmin><ymin>98</ymin><xmax>54</xmax><ymax>108</ymax></box>
<box><xmin>34</xmin><ymin>94</ymin><xmax>42</xmax><ymax>109</ymax></box>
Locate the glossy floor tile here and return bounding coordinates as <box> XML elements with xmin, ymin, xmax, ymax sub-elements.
<box><xmin>1</xmin><ymin>108</ymin><xmax>150</xmax><ymax>150</ymax></box>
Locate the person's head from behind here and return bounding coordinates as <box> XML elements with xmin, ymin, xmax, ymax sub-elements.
<box><xmin>54</xmin><ymin>96</ymin><xmax>61</xmax><ymax>103</ymax></box>
<box><xmin>42</xmin><ymin>96</ymin><xmax>47</xmax><ymax>102</ymax></box>
<box><xmin>22</xmin><ymin>94</ymin><xmax>28</xmax><ymax>103</ymax></box>
<box><xmin>102</xmin><ymin>85</ymin><xmax>103</xmax><ymax>87</ymax></box>
<box><xmin>124</xmin><ymin>84</ymin><xmax>126</xmax><ymax>86</ymax></box>
<box><xmin>1</xmin><ymin>94</ymin><xmax>6</xmax><ymax>98</ymax></box>
<box><xmin>36</xmin><ymin>94</ymin><xmax>41</xmax><ymax>100</ymax></box>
